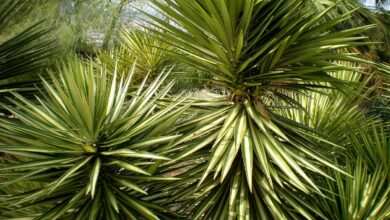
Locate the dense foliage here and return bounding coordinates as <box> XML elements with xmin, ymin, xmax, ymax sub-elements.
<box><xmin>0</xmin><ymin>0</ymin><xmax>389</xmax><ymax>219</ymax></box>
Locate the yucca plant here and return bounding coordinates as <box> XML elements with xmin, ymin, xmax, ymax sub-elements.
<box><xmin>313</xmin><ymin>0</ymin><xmax>390</xmax><ymax>60</ymax></box>
<box><xmin>140</xmin><ymin>0</ymin><xmax>378</xmax><ymax>218</ymax></box>
<box><xmin>96</xmin><ymin>46</ymin><xmax>135</xmax><ymax>78</ymax></box>
<box><xmin>279</xmin><ymin>61</ymin><xmax>376</xmax><ymax>141</ymax></box>
<box><xmin>122</xmin><ymin>28</ymin><xmax>174</xmax><ymax>77</ymax></box>
<box><xmin>314</xmin><ymin>123</ymin><xmax>390</xmax><ymax>220</ymax></box>
<box><xmin>97</xmin><ymin>28</ymin><xmax>175</xmax><ymax>82</ymax></box>
<box><xmin>0</xmin><ymin>59</ymin><xmax>186</xmax><ymax>219</ymax></box>
<box><xmin>0</xmin><ymin>0</ymin><xmax>53</xmax><ymax>106</ymax></box>
<box><xmin>370</xmin><ymin>63</ymin><xmax>390</xmax><ymax>123</ymax></box>
<box><xmin>273</xmin><ymin>64</ymin><xmax>389</xmax><ymax>219</ymax></box>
